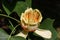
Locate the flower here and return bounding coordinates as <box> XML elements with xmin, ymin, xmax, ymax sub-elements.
<box><xmin>20</xmin><ymin>8</ymin><xmax>42</xmax><ymax>32</ymax></box>
<box><xmin>16</xmin><ymin>8</ymin><xmax>52</xmax><ymax>39</ymax></box>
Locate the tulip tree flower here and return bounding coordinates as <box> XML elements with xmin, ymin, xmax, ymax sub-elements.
<box><xmin>16</xmin><ymin>8</ymin><xmax>52</xmax><ymax>39</ymax></box>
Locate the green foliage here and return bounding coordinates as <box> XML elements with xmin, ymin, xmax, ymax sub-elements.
<box><xmin>0</xmin><ymin>28</ymin><xmax>26</xmax><ymax>40</ymax></box>
<box><xmin>1</xmin><ymin>0</ymin><xmax>32</xmax><ymax>40</ymax></box>
<box><xmin>10</xmin><ymin>36</ymin><xmax>26</xmax><ymax>40</ymax></box>
<box><xmin>2</xmin><ymin>0</ymin><xmax>32</xmax><ymax>16</ymax></box>
<box><xmin>2</xmin><ymin>4</ymin><xmax>11</xmax><ymax>15</ymax></box>
<box><xmin>8</xmin><ymin>20</ymin><xmax>14</xmax><ymax>31</ymax></box>
<box><xmin>13</xmin><ymin>1</ymin><xmax>27</xmax><ymax>17</ymax></box>
<box><xmin>0</xmin><ymin>28</ymin><xmax>9</xmax><ymax>38</ymax></box>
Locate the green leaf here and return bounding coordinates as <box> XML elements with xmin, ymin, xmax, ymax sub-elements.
<box><xmin>13</xmin><ymin>0</ymin><xmax>32</xmax><ymax>17</ymax></box>
<box><xmin>2</xmin><ymin>0</ymin><xmax>32</xmax><ymax>16</ymax></box>
<box><xmin>8</xmin><ymin>20</ymin><xmax>14</xmax><ymax>31</ymax></box>
<box><xmin>0</xmin><ymin>28</ymin><xmax>9</xmax><ymax>40</ymax></box>
<box><xmin>2</xmin><ymin>0</ymin><xmax>17</xmax><ymax>15</ymax></box>
<box><xmin>10</xmin><ymin>36</ymin><xmax>26</xmax><ymax>40</ymax></box>
<box><xmin>0</xmin><ymin>28</ymin><xmax>9</xmax><ymax>37</ymax></box>
<box><xmin>2</xmin><ymin>4</ymin><xmax>11</xmax><ymax>15</ymax></box>
<box><xmin>28</xmin><ymin>38</ymin><xmax>31</xmax><ymax>40</ymax></box>
<box><xmin>38</xmin><ymin>18</ymin><xmax>57</xmax><ymax>40</ymax></box>
<box><xmin>0</xmin><ymin>28</ymin><xmax>26</xmax><ymax>40</ymax></box>
<box><xmin>26</xmin><ymin>0</ymin><xmax>32</xmax><ymax>7</ymax></box>
<box><xmin>13</xmin><ymin>1</ymin><xmax>27</xmax><ymax>17</ymax></box>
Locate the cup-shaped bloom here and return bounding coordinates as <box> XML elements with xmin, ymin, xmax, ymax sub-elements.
<box><xmin>20</xmin><ymin>8</ymin><xmax>42</xmax><ymax>32</ymax></box>
<box><xmin>16</xmin><ymin>8</ymin><xmax>52</xmax><ymax>39</ymax></box>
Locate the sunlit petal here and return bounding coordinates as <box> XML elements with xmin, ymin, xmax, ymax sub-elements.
<box><xmin>20</xmin><ymin>8</ymin><xmax>43</xmax><ymax>25</ymax></box>
<box><xmin>15</xmin><ymin>31</ymin><xmax>28</xmax><ymax>38</ymax></box>
<box><xmin>34</xmin><ymin>29</ymin><xmax>52</xmax><ymax>39</ymax></box>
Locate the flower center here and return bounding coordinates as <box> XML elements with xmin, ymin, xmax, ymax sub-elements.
<box><xmin>21</xmin><ymin>20</ymin><xmax>38</xmax><ymax>32</ymax></box>
<box><xmin>22</xmin><ymin>9</ymin><xmax>40</xmax><ymax>25</ymax></box>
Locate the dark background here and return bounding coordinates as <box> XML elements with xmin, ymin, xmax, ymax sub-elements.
<box><xmin>32</xmin><ymin>0</ymin><xmax>60</xmax><ymax>29</ymax></box>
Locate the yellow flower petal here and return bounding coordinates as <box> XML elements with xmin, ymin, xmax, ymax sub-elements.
<box><xmin>20</xmin><ymin>8</ymin><xmax>43</xmax><ymax>25</ymax></box>
<box><xmin>20</xmin><ymin>8</ymin><xmax>43</xmax><ymax>32</ymax></box>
